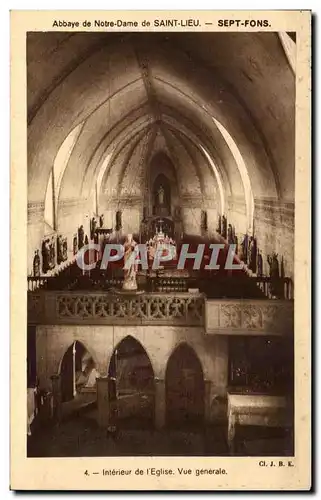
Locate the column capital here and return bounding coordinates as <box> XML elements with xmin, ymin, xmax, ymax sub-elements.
<box><xmin>154</xmin><ymin>377</ymin><xmax>165</xmax><ymax>384</ymax></box>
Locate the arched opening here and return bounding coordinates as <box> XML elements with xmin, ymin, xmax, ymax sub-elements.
<box><xmin>60</xmin><ymin>341</ymin><xmax>98</xmax><ymax>403</ymax></box>
<box><xmin>153</xmin><ymin>174</ymin><xmax>171</xmax><ymax>217</ymax></box>
<box><xmin>108</xmin><ymin>336</ymin><xmax>155</xmax><ymax>428</ymax></box>
<box><xmin>166</xmin><ymin>343</ymin><xmax>205</xmax><ymax>428</ymax></box>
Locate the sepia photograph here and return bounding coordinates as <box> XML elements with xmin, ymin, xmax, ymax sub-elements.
<box><xmin>10</xmin><ymin>10</ymin><xmax>311</xmax><ymax>490</ymax></box>
<box><xmin>26</xmin><ymin>29</ymin><xmax>295</xmax><ymax>458</ymax></box>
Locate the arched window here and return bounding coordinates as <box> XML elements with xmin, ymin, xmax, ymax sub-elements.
<box><xmin>43</xmin><ymin>122</ymin><xmax>84</xmax><ymax>231</ymax></box>
<box><xmin>212</xmin><ymin>117</ymin><xmax>254</xmax><ymax>233</ymax></box>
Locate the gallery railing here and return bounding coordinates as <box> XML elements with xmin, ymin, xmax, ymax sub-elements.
<box><xmin>27</xmin><ymin>274</ymin><xmax>293</xmax><ymax>299</ymax></box>
<box><xmin>27</xmin><ymin>291</ymin><xmax>205</xmax><ymax>326</ymax></box>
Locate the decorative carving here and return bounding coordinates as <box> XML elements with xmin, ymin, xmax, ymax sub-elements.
<box><xmin>27</xmin><ymin>293</ymin><xmax>42</xmax><ymax>318</ymax></box>
<box><xmin>54</xmin><ymin>293</ymin><xmax>204</xmax><ymax>325</ymax></box>
<box><xmin>220</xmin><ymin>304</ymin><xmax>242</xmax><ymax>328</ymax></box>
<box><xmin>205</xmin><ymin>300</ymin><xmax>294</xmax><ymax>336</ymax></box>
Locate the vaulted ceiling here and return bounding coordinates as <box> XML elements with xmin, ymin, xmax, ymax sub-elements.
<box><xmin>27</xmin><ymin>32</ymin><xmax>295</xmax><ymax>207</ymax></box>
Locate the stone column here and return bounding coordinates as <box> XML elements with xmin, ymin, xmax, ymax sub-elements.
<box><xmin>72</xmin><ymin>342</ymin><xmax>77</xmax><ymax>397</ymax></box>
<box><xmin>51</xmin><ymin>374</ymin><xmax>62</xmax><ymax>423</ymax></box>
<box><xmin>204</xmin><ymin>380</ymin><xmax>212</xmax><ymax>425</ymax></box>
<box><xmin>154</xmin><ymin>378</ymin><xmax>166</xmax><ymax>430</ymax></box>
<box><xmin>96</xmin><ymin>376</ymin><xmax>110</xmax><ymax>428</ymax></box>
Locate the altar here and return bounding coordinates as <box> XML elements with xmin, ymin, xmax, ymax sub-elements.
<box><xmin>227</xmin><ymin>393</ymin><xmax>292</xmax><ymax>453</ymax></box>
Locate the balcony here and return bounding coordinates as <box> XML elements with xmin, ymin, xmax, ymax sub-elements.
<box><xmin>28</xmin><ymin>291</ymin><xmax>205</xmax><ymax>326</ymax></box>
<box><xmin>28</xmin><ymin>289</ymin><xmax>293</xmax><ymax>336</ymax></box>
<box><xmin>205</xmin><ymin>299</ymin><xmax>294</xmax><ymax>337</ymax></box>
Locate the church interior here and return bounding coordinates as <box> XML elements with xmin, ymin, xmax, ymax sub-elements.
<box><xmin>27</xmin><ymin>31</ymin><xmax>295</xmax><ymax>457</ymax></box>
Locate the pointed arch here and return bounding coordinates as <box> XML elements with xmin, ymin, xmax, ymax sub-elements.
<box><xmin>107</xmin><ymin>335</ymin><xmax>155</xmax><ymax>428</ymax></box>
<box><xmin>165</xmin><ymin>341</ymin><xmax>205</xmax><ymax>427</ymax></box>
<box><xmin>58</xmin><ymin>340</ymin><xmax>99</xmax><ymax>403</ymax></box>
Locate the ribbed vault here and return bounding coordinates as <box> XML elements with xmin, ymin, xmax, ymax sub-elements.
<box><xmin>27</xmin><ymin>31</ymin><xmax>295</xmax><ymax>275</ymax></box>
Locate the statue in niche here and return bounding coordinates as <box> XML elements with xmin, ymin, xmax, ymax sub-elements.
<box><xmin>78</xmin><ymin>225</ymin><xmax>84</xmax><ymax>249</ymax></box>
<box><xmin>122</xmin><ymin>234</ymin><xmax>138</xmax><ymax>291</ymax></box>
<box><xmin>116</xmin><ymin>210</ymin><xmax>122</xmax><ymax>231</ymax></box>
<box><xmin>33</xmin><ymin>250</ymin><xmax>40</xmax><ymax>277</ymax></box>
<box><xmin>157</xmin><ymin>185</ymin><xmax>165</xmax><ymax>205</ymax></box>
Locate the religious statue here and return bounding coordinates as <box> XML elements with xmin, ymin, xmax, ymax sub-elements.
<box><xmin>33</xmin><ymin>250</ymin><xmax>40</xmax><ymax>277</ymax></box>
<box><xmin>116</xmin><ymin>210</ymin><xmax>122</xmax><ymax>231</ymax></box>
<box><xmin>49</xmin><ymin>237</ymin><xmax>55</xmax><ymax>270</ymax></box>
<box><xmin>232</xmin><ymin>226</ymin><xmax>236</xmax><ymax>243</ymax></box>
<box><xmin>241</xmin><ymin>234</ymin><xmax>249</xmax><ymax>263</ymax></box>
<box><xmin>222</xmin><ymin>215</ymin><xmax>227</xmax><ymax>239</ymax></box>
<box><xmin>234</xmin><ymin>234</ymin><xmax>239</xmax><ymax>255</ymax></box>
<box><xmin>217</xmin><ymin>215</ymin><xmax>222</xmax><ymax>235</ymax></box>
<box><xmin>57</xmin><ymin>234</ymin><xmax>63</xmax><ymax>265</ymax></box>
<box><xmin>122</xmin><ymin>234</ymin><xmax>138</xmax><ymax>291</ymax></box>
<box><xmin>280</xmin><ymin>256</ymin><xmax>285</xmax><ymax>279</ymax></box>
<box><xmin>84</xmin><ymin>234</ymin><xmax>89</xmax><ymax>246</ymax></box>
<box><xmin>248</xmin><ymin>237</ymin><xmax>257</xmax><ymax>273</ymax></box>
<box><xmin>267</xmin><ymin>252</ymin><xmax>280</xmax><ymax>297</ymax></box>
<box><xmin>90</xmin><ymin>217</ymin><xmax>97</xmax><ymax>240</ymax></box>
<box><xmin>73</xmin><ymin>234</ymin><xmax>78</xmax><ymax>256</ymax></box>
<box><xmin>201</xmin><ymin>210</ymin><xmax>208</xmax><ymax>232</ymax></box>
<box><xmin>157</xmin><ymin>185</ymin><xmax>165</xmax><ymax>205</ymax></box>
<box><xmin>99</xmin><ymin>214</ymin><xmax>104</xmax><ymax>228</ymax></box>
<box><xmin>78</xmin><ymin>225</ymin><xmax>84</xmax><ymax>249</ymax></box>
<box><xmin>41</xmin><ymin>239</ymin><xmax>50</xmax><ymax>274</ymax></box>
<box><xmin>227</xmin><ymin>224</ymin><xmax>233</xmax><ymax>244</ymax></box>
<box><xmin>257</xmin><ymin>250</ymin><xmax>263</xmax><ymax>277</ymax></box>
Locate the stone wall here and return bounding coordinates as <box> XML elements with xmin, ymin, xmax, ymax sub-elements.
<box><xmin>27</xmin><ymin>197</ymin><xmax>92</xmax><ymax>276</ymax></box>
<box><xmin>253</xmin><ymin>199</ymin><xmax>294</xmax><ymax>280</ymax></box>
<box><xmin>36</xmin><ymin>324</ymin><xmax>228</xmax><ymax>423</ymax></box>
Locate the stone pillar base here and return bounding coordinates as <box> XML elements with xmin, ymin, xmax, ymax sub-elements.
<box><xmin>96</xmin><ymin>376</ymin><xmax>110</xmax><ymax>428</ymax></box>
<box><xmin>154</xmin><ymin>378</ymin><xmax>166</xmax><ymax>430</ymax></box>
<box><xmin>50</xmin><ymin>374</ymin><xmax>62</xmax><ymax>423</ymax></box>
